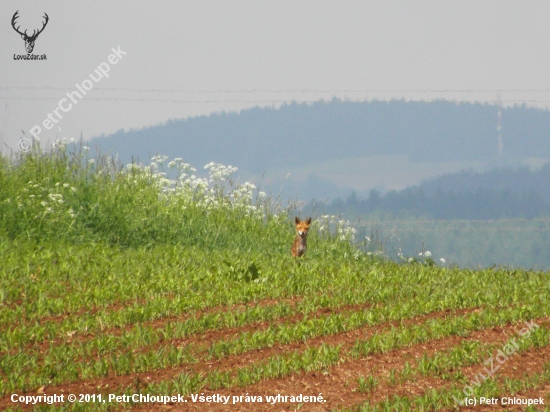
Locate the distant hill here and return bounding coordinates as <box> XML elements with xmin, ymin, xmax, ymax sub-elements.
<box><xmin>89</xmin><ymin>100</ymin><xmax>550</xmax><ymax>167</ymax></box>
<box><xmin>419</xmin><ymin>164</ymin><xmax>550</xmax><ymax>202</ymax></box>
<box><xmin>87</xmin><ymin>99</ymin><xmax>550</xmax><ymax>200</ymax></box>
<box><xmin>314</xmin><ymin>163</ymin><xmax>550</xmax><ymax>220</ymax></box>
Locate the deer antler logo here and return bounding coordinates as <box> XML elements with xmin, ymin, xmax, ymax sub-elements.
<box><xmin>11</xmin><ymin>11</ymin><xmax>49</xmax><ymax>54</ymax></box>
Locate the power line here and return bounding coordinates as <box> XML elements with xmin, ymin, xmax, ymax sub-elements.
<box><xmin>2</xmin><ymin>97</ymin><xmax>331</xmax><ymax>103</ymax></box>
<box><xmin>3</xmin><ymin>87</ymin><xmax>550</xmax><ymax>93</ymax></box>
<box><xmin>1</xmin><ymin>96</ymin><xmax>550</xmax><ymax>104</ymax></box>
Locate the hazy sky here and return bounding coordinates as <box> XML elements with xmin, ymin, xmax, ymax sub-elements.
<box><xmin>2</xmin><ymin>1</ymin><xmax>550</xmax><ymax>152</ymax></box>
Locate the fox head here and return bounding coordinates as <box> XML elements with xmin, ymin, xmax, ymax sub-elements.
<box><xmin>295</xmin><ymin>217</ymin><xmax>312</xmax><ymax>237</ymax></box>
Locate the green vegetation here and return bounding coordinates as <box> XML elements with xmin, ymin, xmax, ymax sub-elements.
<box><xmin>1</xmin><ymin>143</ymin><xmax>549</xmax><ymax>411</ymax></box>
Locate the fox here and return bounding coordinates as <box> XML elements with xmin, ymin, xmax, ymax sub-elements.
<box><xmin>291</xmin><ymin>217</ymin><xmax>312</xmax><ymax>257</ymax></box>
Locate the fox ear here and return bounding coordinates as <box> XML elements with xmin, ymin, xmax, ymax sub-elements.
<box><xmin>305</xmin><ymin>217</ymin><xmax>312</xmax><ymax>224</ymax></box>
<box><xmin>295</xmin><ymin>216</ymin><xmax>301</xmax><ymax>224</ymax></box>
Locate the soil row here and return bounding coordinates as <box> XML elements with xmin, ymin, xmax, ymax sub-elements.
<box><xmin>1</xmin><ymin>295</ymin><xmax>305</xmax><ymax>332</ymax></box>
<box><xmin>4</xmin><ymin>311</ymin><xmax>545</xmax><ymax>411</ymax></box>
<box><xmin>0</xmin><ymin>307</ymin><xmax>480</xmax><ymax>410</ymax></box>
<box><xmin>162</xmin><ymin>320</ymin><xmax>549</xmax><ymax>411</ymax></box>
<box><xmin>2</xmin><ymin>299</ymin><xmax>370</xmax><ymax>360</ymax></box>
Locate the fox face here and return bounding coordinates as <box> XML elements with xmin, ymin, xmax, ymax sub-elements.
<box><xmin>292</xmin><ymin>217</ymin><xmax>312</xmax><ymax>257</ymax></box>
<box><xmin>295</xmin><ymin>216</ymin><xmax>311</xmax><ymax>237</ymax></box>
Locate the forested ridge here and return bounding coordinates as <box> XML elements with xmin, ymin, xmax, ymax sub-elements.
<box><xmin>90</xmin><ymin>100</ymin><xmax>550</xmax><ymax>174</ymax></box>
<box><xmin>315</xmin><ymin>163</ymin><xmax>550</xmax><ymax>220</ymax></box>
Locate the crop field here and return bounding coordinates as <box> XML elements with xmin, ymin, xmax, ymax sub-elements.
<box><xmin>1</xmin><ymin>144</ymin><xmax>550</xmax><ymax>411</ymax></box>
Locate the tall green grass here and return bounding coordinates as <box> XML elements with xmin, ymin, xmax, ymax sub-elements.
<box><xmin>0</xmin><ymin>143</ymin><xmax>355</xmax><ymax>254</ymax></box>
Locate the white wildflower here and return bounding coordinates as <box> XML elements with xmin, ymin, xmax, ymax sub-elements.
<box><xmin>151</xmin><ymin>155</ymin><xmax>168</xmax><ymax>163</ymax></box>
<box><xmin>48</xmin><ymin>194</ymin><xmax>63</xmax><ymax>204</ymax></box>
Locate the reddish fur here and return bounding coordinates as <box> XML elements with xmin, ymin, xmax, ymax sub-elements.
<box><xmin>291</xmin><ymin>217</ymin><xmax>312</xmax><ymax>257</ymax></box>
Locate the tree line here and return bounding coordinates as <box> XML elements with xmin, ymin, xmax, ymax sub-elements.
<box><xmin>314</xmin><ymin>163</ymin><xmax>550</xmax><ymax>220</ymax></box>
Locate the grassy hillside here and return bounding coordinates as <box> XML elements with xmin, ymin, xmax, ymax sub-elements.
<box><xmin>1</xmin><ymin>144</ymin><xmax>550</xmax><ymax>411</ymax></box>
